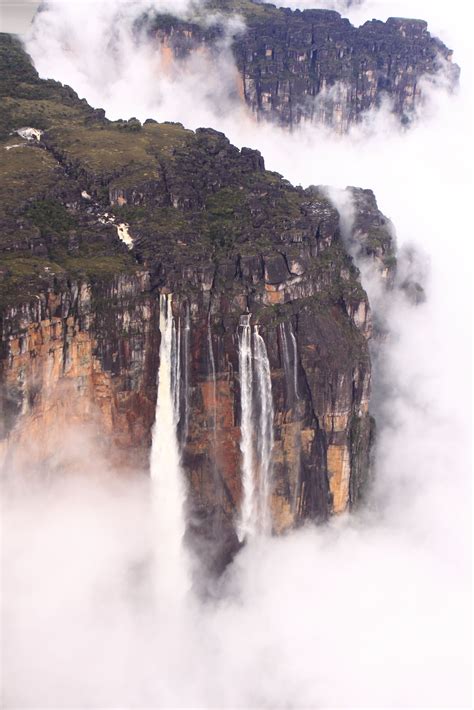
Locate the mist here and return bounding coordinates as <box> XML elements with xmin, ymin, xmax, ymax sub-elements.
<box><xmin>1</xmin><ymin>0</ymin><xmax>471</xmax><ymax>707</ymax></box>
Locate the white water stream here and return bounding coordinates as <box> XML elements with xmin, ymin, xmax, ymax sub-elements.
<box><xmin>279</xmin><ymin>321</ymin><xmax>300</xmax><ymax>406</ymax></box>
<box><xmin>150</xmin><ymin>294</ymin><xmax>189</xmax><ymax>600</ymax></box>
<box><xmin>289</xmin><ymin>327</ymin><xmax>300</xmax><ymax>402</ymax></box>
<box><xmin>238</xmin><ymin>315</ymin><xmax>274</xmax><ymax>540</ymax></box>
<box><xmin>181</xmin><ymin>304</ymin><xmax>191</xmax><ymax>448</ymax></box>
<box><xmin>207</xmin><ymin>316</ymin><xmax>220</xmax><ymax>489</ymax></box>
<box><xmin>279</xmin><ymin>321</ymin><xmax>303</xmax><ymax>516</ymax></box>
<box><xmin>237</xmin><ymin>314</ymin><xmax>255</xmax><ymax>540</ymax></box>
<box><xmin>279</xmin><ymin>322</ymin><xmax>293</xmax><ymax>405</ymax></box>
<box><xmin>253</xmin><ymin>327</ymin><xmax>274</xmax><ymax>536</ymax></box>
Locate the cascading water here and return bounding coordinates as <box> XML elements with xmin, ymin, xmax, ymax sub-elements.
<box><xmin>253</xmin><ymin>327</ymin><xmax>274</xmax><ymax>535</ymax></box>
<box><xmin>279</xmin><ymin>322</ymin><xmax>293</xmax><ymax>406</ymax></box>
<box><xmin>238</xmin><ymin>314</ymin><xmax>256</xmax><ymax>541</ymax></box>
<box><xmin>150</xmin><ymin>294</ymin><xmax>189</xmax><ymax>600</ymax></box>
<box><xmin>207</xmin><ymin>316</ymin><xmax>219</xmax><ymax>487</ymax></box>
<box><xmin>207</xmin><ymin>315</ymin><xmax>217</xmax><ymax>433</ymax></box>
<box><xmin>181</xmin><ymin>304</ymin><xmax>190</xmax><ymax>449</ymax></box>
<box><xmin>279</xmin><ymin>321</ymin><xmax>299</xmax><ymax>405</ymax></box>
<box><xmin>171</xmin><ymin>316</ymin><xmax>181</xmax><ymax>426</ymax></box>
<box><xmin>238</xmin><ymin>315</ymin><xmax>274</xmax><ymax>541</ymax></box>
<box><xmin>279</xmin><ymin>322</ymin><xmax>302</xmax><ymax>516</ymax></box>
<box><xmin>289</xmin><ymin>325</ymin><xmax>301</xmax><ymax>515</ymax></box>
<box><xmin>289</xmin><ymin>327</ymin><xmax>300</xmax><ymax>401</ymax></box>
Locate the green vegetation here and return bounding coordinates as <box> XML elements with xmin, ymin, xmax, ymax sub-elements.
<box><xmin>0</xmin><ymin>253</ymin><xmax>63</xmax><ymax>309</ymax></box>
<box><xmin>0</xmin><ymin>254</ymin><xmax>63</xmax><ymax>277</ymax></box>
<box><xmin>205</xmin><ymin>187</ymin><xmax>247</xmax><ymax>250</ymax></box>
<box><xmin>116</xmin><ymin>117</ymin><xmax>142</xmax><ymax>132</ymax></box>
<box><xmin>203</xmin><ymin>0</ymin><xmax>283</xmax><ymax>22</ymax></box>
<box><xmin>0</xmin><ymin>30</ymin><xmax>369</xmax><ymax>334</ymax></box>
<box><xmin>0</xmin><ymin>142</ymin><xmax>66</xmax><ymax>214</ymax></box>
<box><xmin>365</xmin><ymin>226</ymin><xmax>393</xmax><ymax>254</ymax></box>
<box><xmin>383</xmin><ymin>254</ymin><xmax>397</xmax><ymax>269</ymax></box>
<box><xmin>25</xmin><ymin>199</ymin><xmax>77</xmax><ymax>235</ymax></box>
<box><xmin>58</xmin><ymin>254</ymin><xmax>136</xmax><ymax>278</ymax></box>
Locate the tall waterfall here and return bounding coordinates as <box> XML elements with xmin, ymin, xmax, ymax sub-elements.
<box><xmin>279</xmin><ymin>322</ymin><xmax>293</xmax><ymax>405</ymax></box>
<box><xmin>171</xmin><ymin>315</ymin><xmax>181</xmax><ymax>426</ymax></box>
<box><xmin>238</xmin><ymin>315</ymin><xmax>256</xmax><ymax>540</ymax></box>
<box><xmin>150</xmin><ymin>294</ymin><xmax>189</xmax><ymax>600</ymax></box>
<box><xmin>253</xmin><ymin>327</ymin><xmax>274</xmax><ymax>535</ymax></box>
<box><xmin>238</xmin><ymin>315</ymin><xmax>274</xmax><ymax>541</ymax></box>
<box><xmin>181</xmin><ymin>304</ymin><xmax>190</xmax><ymax>448</ymax></box>
<box><xmin>279</xmin><ymin>321</ymin><xmax>302</xmax><ymax>516</ymax></box>
<box><xmin>207</xmin><ymin>316</ymin><xmax>219</xmax><ymax>488</ymax></box>
<box><xmin>290</xmin><ymin>327</ymin><xmax>300</xmax><ymax>401</ymax></box>
<box><xmin>207</xmin><ymin>315</ymin><xmax>217</xmax><ymax>433</ymax></box>
<box><xmin>289</xmin><ymin>325</ymin><xmax>301</xmax><ymax>515</ymax></box>
<box><xmin>279</xmin><ymin>322</ymin><xmax>299</xmax><ymax>405</ymax></box>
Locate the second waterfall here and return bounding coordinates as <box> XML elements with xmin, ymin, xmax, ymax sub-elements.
<box><xmin>238</xmin><ymin>316</ymin><xmax>275</xmax><ymax>541</ymax></box>
<box><xmin>150</xmin><ymin>294</ymin><xmax>189</xmax><ymax>601</ymax></box>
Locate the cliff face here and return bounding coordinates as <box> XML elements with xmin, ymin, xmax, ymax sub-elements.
<box><xmin>149</xmin><ymin>0</ymin><xmax>458</xmax><ymax>131</ymax></box>
<box><xmin>0</xmin><ymin>274</ymin><xmax>158</xmax><ymax>470</ymax></box>
<box><xmin>0</xmin><ymin>34</ymin><xmax>391</xmax><ymax>555</ymax></box>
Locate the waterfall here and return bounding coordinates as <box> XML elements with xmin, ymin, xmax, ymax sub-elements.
<box><xmin>238</xmin><ymin>314</ymin><xmax>256</xmax><ymax>540</ymax></box>
<box><xmin>289</xmin><ymin>324</ymin><xmax>301</xmax><ymax>515</ymax></box>
<box><xmin>279</xmin><ymin>321</ymin><xmax>302</xmax><ymax>517</ymax></box>
<box><xmin>253</xmin><ymin>327</ymin><xmax>274</xmax><ymax>535</ymax></box>
<box><xmin>279</xmin><ymin>321</ymin><xmax>299</xmax><ymax>405</ymax></box>
<box><xmin>150</xmin><ymin>294</ymin><xmax>189</xmax><ymax>600</ymax></box>
<box><xmin>207</xmin><ymin>315</ymin><xmax>217</xmax><ymax>433</ymax></box>
<box><xmin>279</xmin><ymin>322</ymin><xmax>293</xmax><ymax>405</ymax></box>
<box><xmin>171</xmin><ymin>316</ymin><xmax>181</xmax><ymax>426</ymax></box>
<box><xmin>238</xmin><ymin>315</ymin><xmax>274</xmax><ymax>541</ymax></box>
<box><xmin>207</xmin><ymin>316</ymin><xmax>219</xmax><ymax>485</ymax></box>
<box><xmin>181</xmin><ymin>304</ymin><xmax>190</xmax><ymax>448</ymax></box>
<box><xmin>290</xmin><ymin>327</ymin><xmax>300</xmax><ymax>401</ymax></box>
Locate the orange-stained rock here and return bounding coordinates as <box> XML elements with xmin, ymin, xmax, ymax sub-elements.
<box><xmin>327</xmin><ymin>444</ymin><xmax>351</xmax><ymax>514</ymax></box>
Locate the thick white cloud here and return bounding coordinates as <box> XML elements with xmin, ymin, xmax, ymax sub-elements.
<box><xmin>1</xmin><ymin>1</ymin><xmax>471</xmax><ymax>707</ymax></box>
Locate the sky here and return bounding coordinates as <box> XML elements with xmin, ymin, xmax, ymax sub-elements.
<box><xmin>0</xmin><ymin>0</ymin><xmax>39</xmax><ymax>33</ymax></box>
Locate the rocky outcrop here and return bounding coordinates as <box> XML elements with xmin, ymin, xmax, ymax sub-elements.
<box><xmin>0</xmin><ymin>33</ymin><xmax>387</xmax><ymax>560</ymax></box>
<box><xmin>149</xmin><ymin>0</ymin><xmax>459</xmax><ymax>130</ymax></box>
<box><xmin>337</xmin><ymin>186</ymin><xmax>397</xmax><ymax>284</ymax></box>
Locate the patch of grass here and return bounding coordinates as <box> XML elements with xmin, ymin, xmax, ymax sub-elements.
<box><xmin>205</xmin><ymin>187</ymin><xmax>247</xmax><ymax>250</ymax></box>
<box><xmin>47</xmin><ymin>120</ymin><xmax>193</xmax><ymax>187</ymax></box>
<box><xmin>59</xmin><ymin>254</ymin><xmax>137</xmax><ymax>278</ymax></box>
<box><xmin>1</xmin><ymin>95</ymin><xmax>86</xmax><ymax>134</ymax></box>
<box><xmin>383</xmin><ymin>253</ymin><xmax>397</xmax><ymax>268</ymax></box>
<box><xmin>111</xmin><ymin>205</ymin><xmax>148</xmax><ymax>222</ymax></box>
<box><xmin>366</xmin><ymin>226</ymin><xmax>392</xmax><ymax>253</ymax></box>
<box><xmin>204</xmin><ymin>0</ymin><xmax>283</xmax><ymax>22</ymax></box>
<box><xmin>0</xmin><ymin>253</ymin><xmax>64</xmax><ymax>309</ymax></box>
<box><xmin>0</xmin><ymin>141</ymin><xmax>67</xmax><ymax>219</ymax></box>
<box><xmin>0</xmin><ymin>253</ymin><xmax>64</xmax><ymax>277</ymax></box>
<box><xmin>25</xmin><ymin>199</ymin><xmax>77</xmax><ymax>235</ymax></box>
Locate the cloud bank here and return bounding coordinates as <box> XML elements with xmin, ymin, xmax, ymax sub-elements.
<box><xmin>1</xmin><ymin>1</ymin><xmax>471</xmax><ymax>707</ymax></box>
